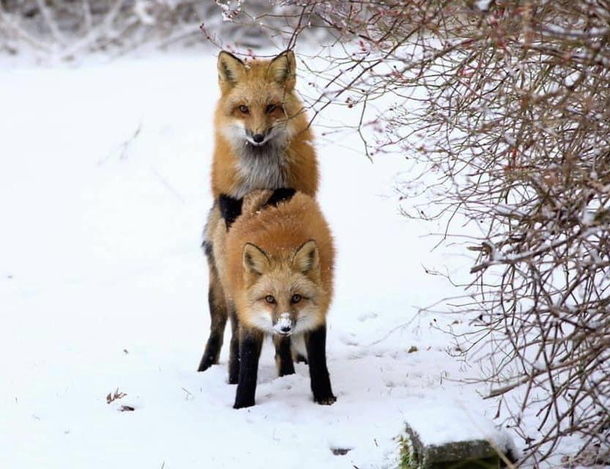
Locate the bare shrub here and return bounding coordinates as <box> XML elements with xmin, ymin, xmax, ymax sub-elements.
<box><xmin>234</xmin><ymin>0</ymin><xmax>610</xmax><ymax>466</ymax></box>
<box><xmin>0</xmin><ymin>0</ymin><xmax>299</xmax><ymax>59</ymax></box>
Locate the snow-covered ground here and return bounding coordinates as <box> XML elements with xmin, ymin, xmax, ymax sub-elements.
<box><xmin>1</xmin><ymin>52</ymin><xmax>514</xmax><ymax>468</ymax></box>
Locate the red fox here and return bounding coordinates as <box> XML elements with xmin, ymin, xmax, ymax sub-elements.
<box><xmin>198</xmin><ymin>50</ymin><xmax>321</xmax><ymax>377</ymax></box>
<box><xmin>211</xmin><ymin>189</ymin><xmax>336</xmax><ymax>408</ymax></box>
<box><xmin>210</xmin><ymin>50</ymin><xmax>319</xmax><ymax>199</ymax></box>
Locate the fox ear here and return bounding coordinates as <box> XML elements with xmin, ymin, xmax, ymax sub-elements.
<box><xmin>243</xmin><ymin>243</ymin><xmax>270</xmax><ymax>276</ymax></box>
<box><xmin>218</xmin><ymin>51</ymin><xmax>245</xmax><ymax>90</ymax></box>
<box><xmin>292</xmin><ymin>240</ymin><xmax>319</xmax><ymax>274</ymax></box>
<box><xmin>267</xmin><ymin>50</ymin><xmax>296</xmax><ymax>90</ymax></box>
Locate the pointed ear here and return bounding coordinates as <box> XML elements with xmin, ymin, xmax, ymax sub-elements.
<box><xmin>218</xmin><ymin>51</ymin><xmax>246</xmax><ymax>91</ymax></box>
<box><xmin>292</xmin><ymin>240</ymin><xmax>319</xmax><ymax>274</ymax></box>
<box><xmin>267</xmin><ymin>50</ymin><xmax>296</xmax><ymax>90</ymax></box>
<box><xmin>243</xmin><ymin>243</ymin><xmax>270</xmax><ymax>276</ymax></box>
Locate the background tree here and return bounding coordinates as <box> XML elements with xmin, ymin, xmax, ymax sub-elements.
<box><xmin>0</xmin><ymin>0</ymin><xmax>304</xmax><ymax>58</ymax></box>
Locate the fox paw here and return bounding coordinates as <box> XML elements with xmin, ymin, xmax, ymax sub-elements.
<box><xmin>315</xmin><ymin>395</ymin><xmax>337</xmax><ymax>406</ymax></box>
<box><xmin>294</xmin><ymin>354</ymin><xmax>308</xmax><ymax>364</ymax></box>
<box><xmin>233</xmin><ymin>399</ymin><xmax>255</xmax><ymax>409</ymax></box>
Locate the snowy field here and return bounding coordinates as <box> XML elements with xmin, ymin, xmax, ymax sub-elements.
<box><xmin>1</xmin><ymin>52</ymin><xmax>517</xmax><ymax>468</ymax></box>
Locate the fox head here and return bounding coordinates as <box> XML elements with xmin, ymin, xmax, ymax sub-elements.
<box><xmin>216</xmin><ymin>50</ymin><xmax>301</xmax><ymax>149</ymax></box>
<box><xmin>241</xmin><ymin>240</ymin><xmax>325</xmax><ymax>336</ymax></box>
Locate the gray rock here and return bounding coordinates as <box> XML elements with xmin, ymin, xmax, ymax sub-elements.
<box><xmin>399</xmin><ymin>422</ymin><xmax>513</xmax><ymax>469</ymax></box>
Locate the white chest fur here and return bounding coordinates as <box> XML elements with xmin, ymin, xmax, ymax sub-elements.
<box><xmin>234</xmin><ymin>143</ymin><xmax>290</xmax><ymax>198</ymax></box>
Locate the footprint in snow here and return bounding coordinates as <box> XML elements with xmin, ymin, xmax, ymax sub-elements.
<box><xmin>357</xmin><ymin>312</ymin><xmax>378</xmax><ymax>322</ymax></box>
<box><xmin>338</xmin><ymin>332</ymin><xmax>359</xmax><ymax>346</ymax></box>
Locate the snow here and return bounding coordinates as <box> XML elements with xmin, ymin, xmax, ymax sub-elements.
<box><xmin>476</xmin><ymin>0</ymin><xmax>492</xmax><ymax>12</ymax></box>
<box><xmin>0</xmin><ymin>52</ymin><xmax>523</xmax><ymax>468</ymax></box>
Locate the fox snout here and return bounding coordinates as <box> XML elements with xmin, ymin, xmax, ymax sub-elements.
<box><xmin>273</xmin><ymin>313</ymin><xmax>294</xmax><ymax>336</ymax></box>
<box><xmin>245</xmin><ymin>128</ymin><xmax>270</xmax><ymax>146</ymax></box>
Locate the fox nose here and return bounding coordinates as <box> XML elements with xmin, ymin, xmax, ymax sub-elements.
<box><xmin>274</xmin><ymin>313</ymin><xmax>293</xmax><ymax>335</ymax></box>
<box><xmin>252</xmin><ymin>133</ymin><xmax>265</xmax><ymax>143</ymax></box>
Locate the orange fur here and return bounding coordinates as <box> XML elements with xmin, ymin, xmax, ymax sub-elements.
<box><xmin>198</xmin><ymin>51</ymin><xmax>322</xmax><ymax>379</ymax></box>
<box><xmin>212</xmin><ymin>191</ymin><xmax>334</xmax><ymax>334</ymax></box>
<box><xmin>211</xmin><ymin>51</ymin><xmax>319</xmax><ymax>199</ymax></box>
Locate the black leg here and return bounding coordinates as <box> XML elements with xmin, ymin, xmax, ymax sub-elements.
<box><xmin>198</xmin><ymin>258</ymin><xmax>228</xmax><ymax>372</ymax></box>
<box><xmin>234</xmin><ymin>328</ymin><xmax>263</xmax><ymax>409</ymax></box>
<box><xmin>228</xmin><ymin>312</ymin><xmax>240</xmax><ymax>384</ymax></box>
<box><xmin>274</xmin><ymin>335</ymin><xmax>295</xmax><ymax>377</ymax></box>
<box><xmin>306</xmin><ymin>325</ymin><xmax>336</xmax><ymax>405</ymax></box>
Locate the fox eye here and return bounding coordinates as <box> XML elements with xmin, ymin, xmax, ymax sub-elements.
<box><xmin>291</xmin><ymin>294</ymin><xmax>302</xmax><ymax>304</ymax></box>
<box><xmin>265</xmin><ymin>295</ymin><xmax>276</xmax><ymax>304</ymax></box>
<box><xmin>265</xmin><ymin>104</ymin><xmax>277</xmax><ymax>114</ymax></box>
<box><xmin>238</xmin><ymin>105</ymin><xmax>249</xmax><ymax>114</ymax></box>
